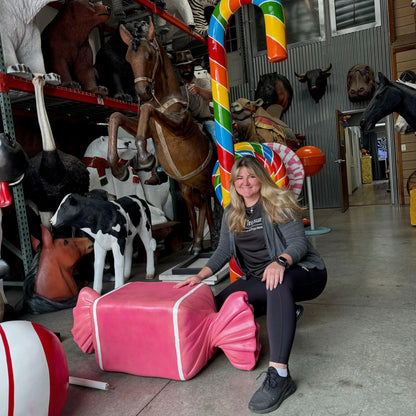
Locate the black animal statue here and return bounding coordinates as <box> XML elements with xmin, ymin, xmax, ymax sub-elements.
<box><xmin>295</xmin><ymin>64</ymin><xmax>332</xmax><ymax>103</ymax></box>
<box><xmin>254</xmin><ymin>73</ymin><xmax>293</xmax><ymax>116</ymax></box>
<box><xmin>0</xmin><ymin>132</ymin><xmax>28</xmax><ymax>320</ymax></box>
<box><xmin>0</xmin><ymin>132</ymin><xmax>28</xmax><ymax>291</ymax></box>
<box><xmin>0</xmin><ymin>132</ymin><xmax>28</xmax><ymax>207</ymax></box>
<box><xmin>23</xmin><ymin>75</ymin><xmax>90</xmax><ymax>228</ymax></box>
<box><xmin>95</xmin><ymin>23</ymin><xmax>137</xmax><ymax>103</ymax></box>
<box><xmin>360</xmin><ymin>72</ymin><xmax>416</xmax><ymax>132</ymax></box>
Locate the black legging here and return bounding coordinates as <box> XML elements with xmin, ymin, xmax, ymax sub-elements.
<box><xmin>216</xmin><ymin>266</ymin><xmax>327</xmax><ymax>364</ymax></box>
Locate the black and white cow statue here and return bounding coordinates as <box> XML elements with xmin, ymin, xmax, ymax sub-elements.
<box><xmin>295</xmin><ymin>64</ymin><xmax>332</xmax><ymax>103</ymax></box>
<box><xmin>51</xmin><ymin>192</ymin><xmax>156</xmax><ymax>295</ymax></box>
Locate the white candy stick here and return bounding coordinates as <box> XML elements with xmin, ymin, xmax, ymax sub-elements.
<box><xmin>69</xmin><ymin>376</ymin><xmax>110</xmax><ymax>390</ymax></box>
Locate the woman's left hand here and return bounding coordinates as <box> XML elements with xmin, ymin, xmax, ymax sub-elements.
<box><xmin>262</xmin><ymin>262</ymin><xmax>285</xmax><ymax>290</ymax></box>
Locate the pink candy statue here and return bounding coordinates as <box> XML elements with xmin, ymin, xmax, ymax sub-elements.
<box><xmin>72</xmin><ymin>282</ymin><xmax>261</xmax><ymax>380</ymax></box>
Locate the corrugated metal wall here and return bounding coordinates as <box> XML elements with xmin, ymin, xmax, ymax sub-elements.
<box><xmin>230</xmin><ymin>0</ymin><xmax>392</xmax><ymax>209</ymax></box>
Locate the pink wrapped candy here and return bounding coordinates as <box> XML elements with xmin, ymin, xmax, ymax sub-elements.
<box><xmin>72</xmin><ymin>282</ymin><xmax>260</xmax><ymax>380</ymax></box>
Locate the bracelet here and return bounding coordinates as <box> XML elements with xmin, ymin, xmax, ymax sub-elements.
<box><xmin>273</xmin><ymin>256</ymin><xmax>289</xmax><ymax>270</ymax></box>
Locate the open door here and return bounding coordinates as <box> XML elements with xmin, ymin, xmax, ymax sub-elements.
<box><xmin>335</xmin><ymin>110</ymin><xmax>349</xmax><ymax>212</ymax></box>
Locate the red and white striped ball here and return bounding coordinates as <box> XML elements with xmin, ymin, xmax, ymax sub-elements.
<box><xmin>0</xmin><ymin>321</ymin><xmax>69</xmax><ymax>416</ymax></box>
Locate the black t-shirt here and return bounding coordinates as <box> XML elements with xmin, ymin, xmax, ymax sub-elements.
<box><xmin>234</xmin><ymin>202</ymin><xmax>272</xmax><ymax>280</ymax></box>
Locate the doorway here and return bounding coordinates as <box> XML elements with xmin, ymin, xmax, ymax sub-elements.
<box><xmin>337</xmin><ymin>110</ymin><xmax>393</xmax><ymax>207</ymax></box>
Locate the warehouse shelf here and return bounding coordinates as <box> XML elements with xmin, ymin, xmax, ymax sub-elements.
<box><xmin>0</xmin><ymin>73</ymin><xmax>138</xmax><ymax>123</ymax></box>
<box><xmin>130</xmin><ymin>0</ymin><xmax>207</xmax><ymax>45</ymax></box>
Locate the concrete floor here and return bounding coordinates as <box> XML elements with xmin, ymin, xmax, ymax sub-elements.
<box><xmin>3</xmin><ymin>205</ymin><xmax>416</xmax><ymax>416</ymax></box>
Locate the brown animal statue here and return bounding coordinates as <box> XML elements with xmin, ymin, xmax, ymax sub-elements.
<box><xmin>347</xmin><ymin>64</ymin><xmax>376</xmax><ymax>102</ymax></box>
<box><xmin>231</xmin><ymin>98</ymin><xmax>265</xmax><ymax>142</ymax></box>
<box><xmin>231</xmin><ymin>98</ymin><xmax>299</xmax><ymax>149</ymax></box>
<box><xmin>32</xmin><ymin>225</ymin><xmax>93</xmax><ymax>301</ymax></box>
<box><xmin>23</xmin><ymin>224</ymin><xmax>93</xmax><ymax>314</ymax></box>
<box><xmin>107</xmin><ymin>19</ymin><xmax>216</xmax><ymax>254</ymax></box>
<box><xmin>41</xmin><ymin>0</ymin><xmax>111</xmax><ymax>96</ymax></box>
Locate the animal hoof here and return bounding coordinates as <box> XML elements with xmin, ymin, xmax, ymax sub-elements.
<box><xmin>44</xmin><ymin>73</ymin><xmax>61</xmax><ymax>86</ymax></box>
<box><xmin>62</xmin><ymin>81</ymin><xmax>82</xmax><ymax>91</ymax></box>
<box><xmin>145</xmin><ymin>173</ymin><xmax>161</xmax><ymax>186</ymax></box>
<box><xmin>6</xmin><ymin>64</ymin><xmax>33</xmax><ymax>79</ymax></box>
<box><xmin>137</xmin><ymin>155</ymin><xmax>156</xmax><ymax>171</ymax></box>
<box><xmin>146</xmin><ymin>274</ymin><xmax>155</xmax><ymax>280</ymax></box>
<box><xmin>189</xmin><ymin>244</ymin><xmax>202</xmax><ymax>255</ymax></box>
<box><xmin>114</xmin><ymin>93</ymin><xmax>133</xmax><ymax>104</ymax></box>
<box><xmin>90</xmin><ymin>86</ymin><xmax>109</xmax><ymax>97</ymax></box>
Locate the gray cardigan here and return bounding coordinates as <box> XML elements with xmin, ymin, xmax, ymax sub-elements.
<box><xmin>206</xmin><ymin>207</ymin><xmax>326</xmax><ymax>278</ymax></box>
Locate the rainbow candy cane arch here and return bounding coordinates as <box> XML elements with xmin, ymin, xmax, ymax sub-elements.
<box><xmin>209</xmin><ymin>0</ymin><xmax>287</xmax><ymax>207</ymax></box>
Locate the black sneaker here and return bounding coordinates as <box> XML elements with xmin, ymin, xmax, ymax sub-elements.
<box><xmin>248</xmin><ymin>367</ymin><xmax>296</xmax><ymax>414</ymax></box>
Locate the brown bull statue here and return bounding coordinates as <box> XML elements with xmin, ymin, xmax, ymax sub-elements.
<box><xmin>107</xmin><ymin>19</ymin><xmax>216</xmax><ymax>254</ymax></box>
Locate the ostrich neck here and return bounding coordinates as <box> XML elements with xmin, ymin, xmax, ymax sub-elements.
<box><xmin>33</xmin><ymin>80</ymin><xmax>56</xmax><ymax>151</ymax></box>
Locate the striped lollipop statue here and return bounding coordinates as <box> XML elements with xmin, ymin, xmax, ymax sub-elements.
<box><xmin>209</xmin><ymin>0</ymin><xmax>287</xmax><ymax>207</ymax></box>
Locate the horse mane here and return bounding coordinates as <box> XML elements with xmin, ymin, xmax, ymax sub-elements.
<box><xmin>131</xmin><ymin>21</ymin><xmax>150</xmax><ymax>51</ymax></box>
<box><xmin>395</xmin><ymin>80</ymin><xmax>416</xmax><ymax>97</ymax></box>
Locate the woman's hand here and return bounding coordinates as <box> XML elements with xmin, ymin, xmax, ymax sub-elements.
<box><xmin>174</xmin><ymin>275</ymin><xmax>203</xmax><ymax>288</ymax></box>
<box><xmin>262</xmin><ymin>262</ymin><xmax>285</xmax><ymax>290</ymax></box>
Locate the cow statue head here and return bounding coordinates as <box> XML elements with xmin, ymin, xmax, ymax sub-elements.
<box><xmin>347</xmin><ymin>64</ymin><xmax>376</xmax><ymax>102</ymax></box>
<box><xmin>295</xmin><ymin>64</ymin><xmax>332</xmax><ymax>103</ymax></box>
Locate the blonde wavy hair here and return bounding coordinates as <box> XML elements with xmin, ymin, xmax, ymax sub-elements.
<box><xmin>227</xmin><ymin>155</ymin><xmax>304</xmax><ymax>233</ymax></box>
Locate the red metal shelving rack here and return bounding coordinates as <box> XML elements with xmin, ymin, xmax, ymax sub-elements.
<box><xmin>0</xmin><ymin>73</ymin><xmax>139</xmax><ymax>123</ymax></box>
<box><xmin>130</xmin><ymin>0</ymin><xmax>207</xmax><ymax>46</ymax></box>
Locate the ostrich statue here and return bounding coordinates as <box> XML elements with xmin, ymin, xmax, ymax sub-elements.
<box><xmin>23</xmin><ymin>75</ymin><xmax>90</xmax><ymax>228</ymax></box>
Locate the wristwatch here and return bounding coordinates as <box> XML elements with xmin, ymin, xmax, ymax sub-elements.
<box><xmin>274</xmin><ymin>256</ymin><xmax>289</xmax><ymax>269</ymax></box>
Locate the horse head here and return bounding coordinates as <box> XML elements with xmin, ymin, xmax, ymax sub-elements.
<box><xmin>360</xmin><ymin>73</ymin><xmax>403</xmax><ymax>131</ymax></box>
<box><xmin>120</xmin><ymin>18</ymin><xmax>179</xmax><ymax>104</ymax></box>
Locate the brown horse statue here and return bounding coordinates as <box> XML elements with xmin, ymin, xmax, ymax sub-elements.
<box><xmin>107</xmin><ymin>19</ymin><xmax>216</xmax><ymax>254</ymax></box>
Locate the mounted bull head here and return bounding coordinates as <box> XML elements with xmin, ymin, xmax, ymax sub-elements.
<box><xmin>347</xmin><ymin>64</ymin><xmax>375</xmax><ymax>102</ymax></box>
<box><xmin>295</xmin><ymin>64</ymin><xmax>332</xmax><ymax>103</ymax></box>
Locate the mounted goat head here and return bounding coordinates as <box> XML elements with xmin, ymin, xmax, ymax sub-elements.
<box><xmin>295</xmin><ymin>64</ymin><xmax>332</xmax><ymax>103</ymax></box>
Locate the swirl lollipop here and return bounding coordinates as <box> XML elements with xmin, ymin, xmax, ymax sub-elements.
<box><xmin>212</xmin><ymin>142</ymin><xmax>289</xmax><ymax>206</ymax></box>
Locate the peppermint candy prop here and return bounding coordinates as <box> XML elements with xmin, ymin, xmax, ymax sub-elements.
<box><xmin>212</xmin><ymin>141</ymin><xmax>289</xmax><ymax>205</ymax></box>
<box><xmin>0</xmin><ymin>321</ymin><xmax>68</xmax><ymax>416</ymax></box>
<box><xmin>265</xmin><ymin>142</ymin><xmax>305</xmax><ymax>197</ymax></box>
